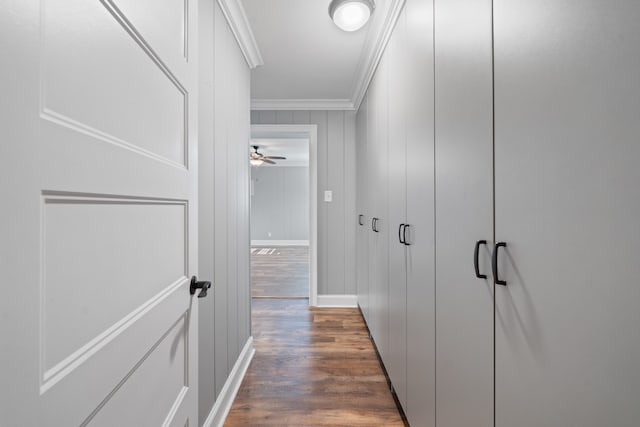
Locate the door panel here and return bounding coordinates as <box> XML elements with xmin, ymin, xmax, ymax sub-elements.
<box><xmin>494</xmin><ymin>0</ymin><xmax>640</xmax><ymax>425</ymax></box>
<box><xmin>356</xmin><ymin>95</ymin><xmax>370</xmax><ymax>320</ymax></box>
<box><xmin>0</xmin><ymin>0</ymin><xmax>199</xmax><ymax>425</ymax></box>
<box><xmin>434</xmin><ymin>0</ymin><xmax>494</xmax><ymax>425</ymax></box>
<box><xmin>373</xmin><ymin>50</ymin><xmax>390</xmax><ymax>362</ymax></box>
<box><xmin>404</xmin><ymin>0</ymin><xmax>436</xmax><ymax>426</ymax></box>
<box><xmin>386</xmin><ymin>9</ymin><xmax>408</xmax><ymax>407</ymax></box>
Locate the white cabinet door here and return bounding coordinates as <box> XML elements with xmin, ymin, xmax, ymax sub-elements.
<box><xmin>404</xmin><ymin>0</ymin><xmax>436</xmax><ymax>426</ymax></box>
<box><xmin>494</xmin><ymin>0</ymin><xmax>640</xmax><ymax>425</ymax></box>
<box><xmin>356</xmin><ymin>95</ymin><xmax>370</xmax><ymax>320</ymax></box>
<box><xmin>386</xmin><ymin>10</ymin><xmax>408</xmax><ymax>407</ymax></box>
<box><xmin>434</xmin><ymin>0</ymin><xmax>494</xmax><ymax>426</ymax></box>
<box><xmin>373</xmin><ymin>50</ymin><xmax>391</xmax><ymax>362</ymax></box>
<box><xmin>0</xmin><ymin>1</ymin><xmax>199</xmax><ymax>425</ymax></box>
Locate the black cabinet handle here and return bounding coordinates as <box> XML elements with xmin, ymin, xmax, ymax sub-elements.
<box><xmin>358</xmin><ymin>214</ymin><xmax>364</xmax><ymax>226</ymax></box>
<box><xmin>403</xmin><ymin>224</ymin><xmax>411</xmax><ymax>246</ymax></box>
<box><xmin>398</xmin><ymin>224</ymin><xmax>405</xmax><ymax>244</ymax></box>
<box><xmin>371</xmin><ymin>218</ymin><xmax>376</xmax><ymax>232</ymax></box>
<box><xmin>190</xmin><ymin>276</ymin><xmax>212</xmax><ymax>298</ymax></box>
<box><xmin>374</xmin><ymin>218</ymin><xmax>380</xmax><ymax>232</ymax></box>
<box><xmin>474</xmin><ymin>240</ymin><xmax>487</xmax><ymax>279</ymax></box>
<box><xmin>492</xmin><ymin>242</ymin><xmax>507</xmax><ymax>286</ymax></box>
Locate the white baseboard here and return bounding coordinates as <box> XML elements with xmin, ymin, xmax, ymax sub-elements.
<box><xmin>203</xmin><ymin>336</ymin><xmax>255</xmax><ymax>427</ymax></box>
<box><xmin>251</xmin><ymin>240</ymin><xmax>309</xmax><ymax>246</ymax></box>
<box><xmin>315</xmin><ymin>294</ymin><xmax>358</xmax><ymax>308</ymax></box>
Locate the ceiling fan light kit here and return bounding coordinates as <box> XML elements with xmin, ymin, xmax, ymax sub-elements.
<box><xmin>328</xmin><ymin>0</ymin><xmax>374</xmax><ymax>32</ymax></box>
<box><xmin>250</xmin><ymin>145</ymin><xmax>286</xmax><ymax>166</ymax></box>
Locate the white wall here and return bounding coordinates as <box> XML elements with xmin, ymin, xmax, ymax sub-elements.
<box><xmin>199</xmin><ymin>1</ymin><xmax>251</xmax><ymax>424</ymax></box>
<box><xmin>251</xmin><ymin>111</ymin><xmax>357</xmax><ymax>296</ymax></box>
<box><xmin>251</xmin><ymin>166</ymin><xmax>309</xmax><ymax>241</ymax></box>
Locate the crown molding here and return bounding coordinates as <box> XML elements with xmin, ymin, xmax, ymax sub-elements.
<box><xmin>217</xmin><ymin>0</ymin><xmax>264</xmax><ymax>69</ymax></box>
<box><xmin>350</xmin><ymin>0</ymin><xmax>406</xmax><ymax>110</ymax></box>
<box><xmin>251</xmin><ymin>99</ymin><xmax>356</xmax><ymax>111</ymax></box>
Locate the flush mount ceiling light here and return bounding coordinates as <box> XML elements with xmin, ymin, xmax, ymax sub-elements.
<box><xmin>328</xmin><ymin>0</ymin><xmax>374</xmax><ymax>32</ymax></box>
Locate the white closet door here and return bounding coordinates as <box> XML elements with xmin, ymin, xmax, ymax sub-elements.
<box><xmin>404</xmin><ymin>0</ymin><xmax>436</xmax><ymax>425</ymax></box>
<box><xmin>356</xmin><ymin>95</ymin><xmax>371</xmax><ymax>320</ymax></box>
<box><xmin>0</xmin><ymin>0</ymin><xmax>199</xmax><ymax>426</ymax></box>
<box><xmin>494</xmin><ymin>1</ymin><xmax>640</xmax><ymax>426</ymax></box>
<box><xmin>434</xmin><ymin>0</ymin><xmax>494</xmax><ymax>426</ymax></box>
<box><xmin>371</xmin><ymin>50</ymin><xmax>391</xmax><ymax>361</ymax></box>
<box><xmin>386</xmin><ymin>10</ymin><xmax>408</xmax><ymax>407</ymax></box>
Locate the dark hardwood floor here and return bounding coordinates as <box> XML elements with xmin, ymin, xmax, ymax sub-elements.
<box><xmin>225</xmin><ymin>299</ymin><xmax>405</xmax><ymax>426</ymax></box>
<box><xmin>251</xmin><ymin>246</ymin><xmax>309</xmax><ymax>298</ymax></box>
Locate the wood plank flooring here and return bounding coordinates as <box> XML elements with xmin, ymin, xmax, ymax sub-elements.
<box><xmin>251</xmin><ymin>246</ymin><xmax>309</xmax><ymax>298</ymax></box>
<box><xmin>225</xmin><ymin>299</ymin><xmax>405</xmax><ymax>426</ymax></box>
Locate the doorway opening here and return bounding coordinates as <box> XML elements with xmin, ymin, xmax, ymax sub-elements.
<box><xmin>249</xmin><ymin>124</ymin><xmax>318</xmax><ymax>305</ymax></box>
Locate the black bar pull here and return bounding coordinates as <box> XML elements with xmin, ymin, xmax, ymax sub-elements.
<box><xmin>398</xmin><ymin>224</ymin><xmax>405</xmax><ymax>244</ymax></box>
<box><xmin>474</xmin><ymin>240</ymin><xmax>487</xmax><ymax>279</ymax></box>
<box><xmin>372</xmin><ymin>218</ymin><xmax>379</xmax><ymax>233</ymax></box>
<box><xmin>403</xmin><ymin>224</ymin><xmax>411</xmax><ymax>246</ymax></box>
<box><xmin>190</xmin><ymin>276</ymin><xmax>212</xmax><ymax>298</ymax></box>
<box><xmin>492</xmin><ymin>242</ymin><xmax>507</xmax><ymax>286</ymax></box>
<box><xmin>358</xmin><ymin>214</ymin><xmax>364</xmax><ymax>226</ymax></box>
<box><xmin>371</xmin><ymin>217</ymin><xmax>376</xmax><ymax>232</ymax></box>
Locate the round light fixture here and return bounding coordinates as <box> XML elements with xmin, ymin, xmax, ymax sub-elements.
<box><xmin>328</xmin><ymin>0</ymin><xmax>374</xmax><ymax>32</ymax></box>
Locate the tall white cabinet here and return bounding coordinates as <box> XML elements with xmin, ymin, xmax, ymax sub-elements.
<box><xmin>356</xmin><ymin>0</ymin><xmax>436</xmax><ymax>425</ymax></box>
<box><xmin>493</xmin><ymin>0</ymin><xmax>640</xmax><ymax>425</ymax></box>
<box><xmin>434</xmin><ymin>0</ymin><xmax>494</xmax><ymax>426</ymax></box>
<box><xmin>356</xmin><ymin>0</ymin><xmax>640</xmax><ymax>426</ymax></box>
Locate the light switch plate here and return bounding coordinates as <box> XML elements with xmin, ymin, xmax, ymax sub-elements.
<box><xmin>324</xmin><ymin>190</ymin><xmax>333</xmax><ymax>202</ymax></box>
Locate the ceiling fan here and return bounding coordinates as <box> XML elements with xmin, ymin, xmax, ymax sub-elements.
<box><xmin>250</xmin><ymin>145</ymin><xmax>286</xmax><ymax>165</ymax></box>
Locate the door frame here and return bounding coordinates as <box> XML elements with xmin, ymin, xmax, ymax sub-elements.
<box><xmin>250</xmin><ymin>124</ymin><xmax>318</xmax><ymax>306</ymax></box>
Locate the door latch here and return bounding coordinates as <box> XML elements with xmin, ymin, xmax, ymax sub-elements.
<box><xmin>190</xmin><ymin>276</ymin><xmax>212</xmax><ymax>298</ymax></box>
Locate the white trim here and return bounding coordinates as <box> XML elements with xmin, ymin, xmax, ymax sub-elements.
<box><xmin>251</xmin><ymin>99</ymin><xmax>355</xmax><ymax>111</ymax></box>
<box><xmin>251</xmin><ymin>240</ymin><xmax>309</xmax><ymax>246</ymax></box>
<box><xmin>203</xmin><ymin>337</ymin><xmax>255</xmax><ymax>427</ymax></box>
<box><xmin>316</xmin><ymin>295</ymin><xmax>358</xmax><ymax>308</ymax></box>
<box><xmin>216</xmin><ymin>0</ymin><xmax>264</xmax><ymax>69</ymax></box>
<box><xmin>351</xmin><ymin>0</ymin><xmax>406</xmax><ymax>110</ymax></box>
<box><xmin>248</xmin><ymin>0</ymin><xmax>405</xmax><ymax>111</ymax></box>
<box><xmin>250</xmin><ymin>125</ymin><xmax>318</xmax><ymax>306</ymax></box>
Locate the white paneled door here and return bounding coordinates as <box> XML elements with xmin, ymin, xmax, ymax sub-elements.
<box><xmin>0</xmin><ymin>1</ymin><xmax>199</xmax><ymax>426</ymax></box>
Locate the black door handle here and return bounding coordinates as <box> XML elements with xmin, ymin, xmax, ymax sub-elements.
<box><xmin>474</xmin><ymin>240</ymin><xmax>487</xmax><ymax>279</ymax></box>
<box><xmin>398</xmin><ymin>224</ymin><xmax>405</xmax><ymax>244</ymax></box>
<box><xmin>372</xmin><ymin>218</ymin><xmax>379</xmax><ymax>233</ymax></box>
<box><xmin>403</xmin><ymin>224</ymin><xmax>411</xmax><ymax>246</ymax></box>
<box><xmin>359</xmin><ymin>214</ymin><xmax>364</xmax><ymax>226</ymax></box>
<box><xmin>492</xmin><ymin>242</ymin><xmax>507</xmax><ymax>286</ymax></box>
<box><xmin>190</xmin><ymin>276</ymin><xmax>212</xmax><ymax>298</ymax></box>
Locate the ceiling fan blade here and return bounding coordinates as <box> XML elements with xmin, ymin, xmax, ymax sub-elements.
<box><xmin>262</xmin><ymin>159</ymin><xmax>276</xmax><ymax>165</ymax></box>
<box><xmin>264</xmin><ymin>156</ymin><xmax>287</xmax><ymax>160</ymax></box>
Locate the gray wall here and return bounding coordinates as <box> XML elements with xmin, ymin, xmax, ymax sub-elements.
<box><xmin>251</xmin><ymin>166</ymin><xmax>309</xmax><ymax>241</ymax></box>
<box><xmin>251</xmin><ymin>111</ymin><xmax>357</xmax><ymax>296</ymax></box>
<box><xmin>199</xmin><ymin>1</ymin><xmax>251</xmax><ymax>424</ymax></box>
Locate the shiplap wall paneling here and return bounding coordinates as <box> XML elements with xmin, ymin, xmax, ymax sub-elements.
<box><xmin>251</xmin><ymin>110</ymin><xmax>357</xmax><ymax>296</ymax></box>
<box><xmin>198</xmin><ymin>4</ymin><xmax>251</xmax><ymax>424</ymax></box>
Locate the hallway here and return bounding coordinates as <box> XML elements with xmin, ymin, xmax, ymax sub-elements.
<box><xmin>225</xmin><ymin>299</ymin><xmax>405</xmax><ymax>426</ymax></box>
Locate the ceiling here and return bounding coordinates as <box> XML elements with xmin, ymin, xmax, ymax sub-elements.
<box><xmin>241</xmin><ymin>0</ymin><xmax>396</xmax><ymax>109</ymax></box>
<box><xmin>251</xmin><ymin>138</ymin><xmax>309</xmax><ymax>167</ymax></box>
